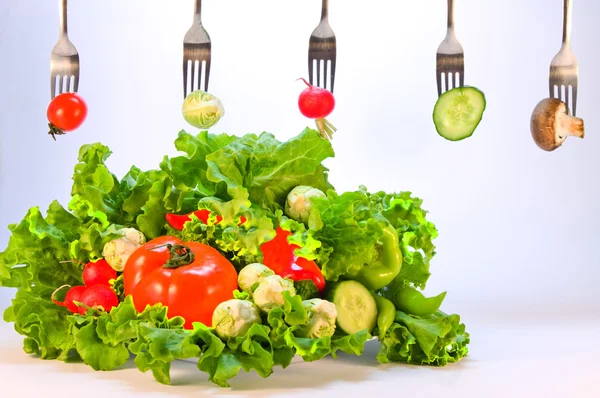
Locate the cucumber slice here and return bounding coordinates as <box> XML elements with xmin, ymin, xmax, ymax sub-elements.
<box><xmin>433</xmin><ymin>86</ymin><xmax>486</xmax><ymax>141</ymax></box>
<box><xmin>326</xmin><ymin>280</ymin><xmax>378</xmax><ymax>335</ymax></box>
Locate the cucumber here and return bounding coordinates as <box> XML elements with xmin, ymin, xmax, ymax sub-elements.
<box><xmin>326</xmin><ymin>280</ymin><xmax>378</xmax><ymax>335</ymax></box>
<box><xmin>433</xmin><ymin>86</ymin><xmax>486</xmax><ymax>141</ymax></box>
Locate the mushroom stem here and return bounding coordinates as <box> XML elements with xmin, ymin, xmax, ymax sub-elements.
<box><xmin>559</xmin><ymin>115</ymin><xmax>584</xmax><ymax>139</ymax></box>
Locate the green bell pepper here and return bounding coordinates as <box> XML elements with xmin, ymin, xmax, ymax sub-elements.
<box><xmin>346</xmin><ymin>225</ymin><xmax>403</xmax><ymax>291</ymax></box>
<box><xmin>391</xmin><ymin>286</ymin><xmax>446</xmax><ymax>317</ymax></box>
<box><xmin>373</xmin><ymin>294</ymin><xmax>395</xmax><ymax>338</ymax></box>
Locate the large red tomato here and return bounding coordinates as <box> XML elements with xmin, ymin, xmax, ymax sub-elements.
<box><xmin>123</xmin><ymin>236</ymin><xmax>238</xmax><ymax>329</ymax></box>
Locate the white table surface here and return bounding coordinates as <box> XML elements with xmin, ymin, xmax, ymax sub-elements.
<box><xmin>1</xmin><ymin>309</ymin><xmax>598</xmax><ymax>398</ymax></box>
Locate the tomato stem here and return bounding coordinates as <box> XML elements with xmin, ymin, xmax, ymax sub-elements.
<box><xmin>297</xmin><ymin>77</ymin><xmax>312</xmax><ymax>88</ymax></box>
<box><xmin>163</xmin><ymin>244</ymin><xmax>195</xmax><ymax>269</ymax></box>
<box><xmin>48</xmin><ymin>123</ymin><xmax>66</xmax><ymax>141</ymax></box>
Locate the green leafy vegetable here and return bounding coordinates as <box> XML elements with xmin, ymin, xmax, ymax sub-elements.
<box><xmin>377</xmin><ymin>311</ymin><xmax>469</xmax><ymax>365</ymax></box>
<box><xmin>0</xmin><ymin>127</ymin><xmax>468</xmax><ymax>388</ymax></box>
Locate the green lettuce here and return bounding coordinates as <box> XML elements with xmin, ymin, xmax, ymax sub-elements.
<box><xmin>377</xmin><ymin>311</ymin><xmax>470</xmax><ymax>365</ymax></box>
<box><xmin>0</xmin><ymin>127</ymin><xmax>469</xmax><ymax>388</ymax></box>
<box><xmin>205</xmin><ymin>128</ymin><xmax>334</xmax><ymax>211</ymax></box>
<box><xmin>268</xmin><ymin>293</ymin><xmax>369</xmax><ymax>363</ymax></box>
<box><xmin>309</xmin><ymin>188</ymin><xmax>390</xmax><ymax>282</ymax></box>
<box><xmin>370</xmin><ymin>191</ymin><xmax>439</xmax><ymax>289</ymax></box>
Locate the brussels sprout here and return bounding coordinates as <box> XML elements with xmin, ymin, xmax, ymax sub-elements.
<box><xmin>102</xmin><ymin>227</ymin><xmax>146</xmax><ymax>272</ymax></box>
<box><xmin>182</xmin><ymin>90</ymin><xmax>225</xmax><ymax>129</ymax></box>
<box><xmin>284</xmin><ymin>185</ymin><xmax>326</xmax><ymax>224</ymax></box>
<box><xmin>238</xmin><ymin>263</ymin><xmax>275</xmax><ymax>296</ymax></box>
<box><xmin>253</xmin><ymin>275</ymin><xmax>296</xmax><ymax>313</ymax></box>
<box><xmin>299</xmin><ymin>298</ymin><xmax>337</xmax><ymax>338</ymax></box>
<box><xmin>212</xmin><ymin>299</ymin><xmax>261</xmax><ymax>339</ymax></box>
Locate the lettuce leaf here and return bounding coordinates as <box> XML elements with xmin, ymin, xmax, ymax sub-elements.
<box><xmin>370</xmin><ymin>191</ymin><xmax>438</xmax><ymax>289</ymax></box>
<box><xmin>205</xmin><ymin>128</ymin><xmax>334</xmax><ymax>211</ymax></box>
<box><xmin>309</xmin><ymin>188</ymin><xmax>389</xmax><ymax>282</ymax></box>
<box><xmin>0</xmin><ymin>128</ymin><xmax>469</xmax><ymax>388</ymax></box>
<box><xmin>0</xmin><ymin>202</ymin><xmax>92</xmax><ymax>359</ymax></box>
<box><xmin>159</xmin><ymin>130</ymin><xmax>236</xmax><ymax>198</ymax></box>
<box><xmin>268</xmin><ymin>293</ymin><xmax>369</xmax><ymax>363</ymax></box>
<box><xmin>377</xmin><ymin>311</ymin><xmax>469</xmax><ymax>365</ymax></box>
<box><xmin>180</xmin><ymin>196</ymin><xmax>277</xmax><ymax>268</ymax></box>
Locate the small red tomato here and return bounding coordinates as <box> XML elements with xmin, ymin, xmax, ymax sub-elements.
<box><xmin>78</xmin><ymin>285</ymin><xmax>119</xmax><ymax>314</ymax></box>
<box><xmin>47</xmin><ymin>92</ymin><xmax>88</xmax><ymax>140</ymax></box>
<box><xmin>83</xmin><ymin>259</ymin><xmax>117</xmax><ymax>287</ymax></box>
<box><xmin>297</xmin><ymin>78</ymin><xmax>335</xmax><ymax>119</ymax></box>
<box><xmin>64</xmin><ymin>285</ymin><xmax>88</xmax><ymax>313</ymax></box>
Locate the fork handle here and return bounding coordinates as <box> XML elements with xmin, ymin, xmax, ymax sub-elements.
<box><xmin>562</xmin><ymin>0</ymin><xmax>573</xmax><ymax>47</ymax></box>
<box><xmin>447</xmin><ymin>0</ymin><xmax>455</xmax><ymax>31</ymax></box>
<box><xmin>59</xmin><ymin>0</ymin><xmax>68</xmax><ymax>37</ymax></box>
<box><xmin>321</xmin><ymin>0</ymin><xmax>329</xmax><ymax>20</ymax></box>
<box><xmin>194</xmin><ymin>0</ymin><xmax>203</xmax><ymax>24</ymax></box>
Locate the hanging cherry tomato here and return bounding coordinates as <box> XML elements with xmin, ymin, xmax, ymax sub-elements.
<box><xmin>47</xmin><ymin>92</ymin><xmax>88</xmax><ymax>140</ymax></box>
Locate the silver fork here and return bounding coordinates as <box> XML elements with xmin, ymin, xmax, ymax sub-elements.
<box><xmin>50</xmin><ymin>0</ymin><xmax>79</xmax><ymax>99</ymax></box>
<box><xmin>436</xmin><ymin>0</ymin><xmax>464</xmax><ymax>97</ymax></box>
<box><xmin>549</xmin><ymin>0</ymin><xmax>578</xmax><ymax>116</ymax></box>
<box><xmin>308</xmin><ymin>0</ymin><xmax>336</xmax><ymax>93</ymax></box>
<box><xmin>183</xmin><ymin>0</ymin><xmax>211</xmax><ymax>98</ymax></box>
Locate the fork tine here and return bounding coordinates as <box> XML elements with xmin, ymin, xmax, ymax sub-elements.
<box><xmin>564</xmin><ymin>86</ymin><xmax>571</xmax><ymax>115</ymax></box>
<box><xmin>436</xmin><ymin>73</ymin><xmax>442</xmax><ymax>97</ymax></box>
<box><xmin>445</xmin><ymin>72</ymin><xmax>451</xmax><ymax>92</ymax></box>
<box><xmin>316</xmin><ymin>59</ymin><xmax>321</xmax><ymax>88</ymax></box>
<box><xmin>51</xmin><ymin>75</ymin><xmax>56</xmax><ymax>99</ymax></box>
<box><xmin>572</xmin><ymin>86</ymin><xmax>577</xmax><ymax>116</ymax></box>
<box><xmin>198</xmin><ymin>60</ymin><xmax>206</xmax><ymax>91</ymax></box>
<box><xmin>330</xmin><ymin>59</ymin><xmax>336</xmax><ymax>93</ymax></box>
<box><xmin>183</xmin><ymin>60</ymin><xmax>188</xmax><ymax>98</ymax></box>
<box><xmin>58</xmin><ymin>76</ymin><xmax>64</xmax><ymax>94</ymax></box>
<box><xmin>191</xmin><ymin>60</ymin><xmax>197</xmax><ymax>93</ymax></box>
<box><xmin>73</xmin><ymin>76</ymin><xmax>79</xmax><ymax>93</ymax></box>
<box><xmin>204</xmin><ymin>59</ymin><xmax>211</xmax><ymax>91</ymax></box>
<box><xmin>308</xmin><ymin>58</ymin><xmax>314</xmax><ymax>86</ymax></box>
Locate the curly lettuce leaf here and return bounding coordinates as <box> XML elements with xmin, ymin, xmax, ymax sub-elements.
<box><xmin>268</xmin><ymin>292</ymin><xmax>368</xmax><ymax>363</ymax></box>
<box><xmin>181</xmin><ymin>196</ymin><xmax>277</xmax><ymax>267</ymax></box>
<box><xmin>159</xmin><ymin>130</ymin><xmax>236</xmax><ymax>198</ymax></box>
<box><xmin>309</xmin><ymin>188</ymin><xmax>389</xmax><ymax>282</ymax></box>
<box><xmin>371</xmin><ymin>191</ymin><xmax>438</xmax><ymax>289</ymax></box>
<box><xmin>205</xmin><ymin>128</ymin><xmax>334</xmax><ymax>211</ymax></box>
<box><xmin>377</xmin><ymin>311</ymin><xmax>469</xmax><ymax>366</ymax></box>
<box><xmin>68</xmin><ymin>296</ymin><xmax>187</xmax><ymax>373</ymax></box>
<box><xmin>0</xmin><ymin>202</ymin><xmax>92</xmax><ymax>360</ymax></box>
<box><xmin>278</xmin><ymin>216</ymin><xmax>330</xmax><ymax>264</ymax></box>
<box><xmin>71</xmin><ymin>144</ymin><xmax>192</xmax><ymax>240</ymax></box>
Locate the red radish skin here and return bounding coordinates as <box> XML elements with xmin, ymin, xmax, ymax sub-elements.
<box><xmin>64</xmin><ymin>286</ymin><xmax>88</xmax><ymax>313</ymax></box>
<box><xmin>78</xmin><ymin>284</ymin><xmax>119</xmax><ymax>314</ymax></box>
<box><xmin>83</xmin><ymin>259</ymin><xmax>117</xmax><ymax>287</ymax></box>
<box><xmin>297</xmin><ymin>78</ymin><xmax>337</xmax><ymax>140</ymax></box>
<box><xmin>298</xmin><ymin>79</ymin><xmax>335</xmax><ymax>119</ymax></box>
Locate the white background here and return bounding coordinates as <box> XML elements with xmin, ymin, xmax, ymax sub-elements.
<box><xmin>0</xmin><ymin>0</ymin><xmax>598</xmax><ymax>396</ymax></box>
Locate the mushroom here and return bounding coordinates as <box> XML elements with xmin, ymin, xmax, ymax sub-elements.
<box><xmin>530</xmin><ymin>98</ymin><xmax>584</xmax><ymax>151</ymax></box>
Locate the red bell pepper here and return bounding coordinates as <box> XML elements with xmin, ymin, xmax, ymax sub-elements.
<box><xmin>260</xmin><ymin>227</ymin><xmax>326</xmax><ymax>292</ymax></box>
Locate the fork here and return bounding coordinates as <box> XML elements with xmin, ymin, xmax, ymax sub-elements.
<box><xmin>308</xmin><ymin>0</ymin><xmax>336</xmax><ymax>93</ymax></box>
<box><xmin>50</xmin><ymin>0</ymin><xmax>80</xmax><ymax>99</ymax></box>
<box><xmin>549</xmin><ymin>0</ymin><xmax>578</xmax><ymax>116</ymax></box>
<box><xmin>183</xmin><ymin>0</ymin><xmax>211</xmax><ymax>98</ymax></box>
<box><xmin>436</xmin><ymin>0</ymin><xmax>464</xmax><ymax>97</ymax></box>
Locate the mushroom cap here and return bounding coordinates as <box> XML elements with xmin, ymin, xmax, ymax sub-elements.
<box><xmin>530</xmin><ymin>98</ymin><xmax>566</xmax><ymax>152</ymax></box>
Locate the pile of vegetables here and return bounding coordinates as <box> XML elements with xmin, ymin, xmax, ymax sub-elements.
<box><xmin>0</xmin><ymin>127</ymin><xmax>469</xmax><ymax>387</ymax></box>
